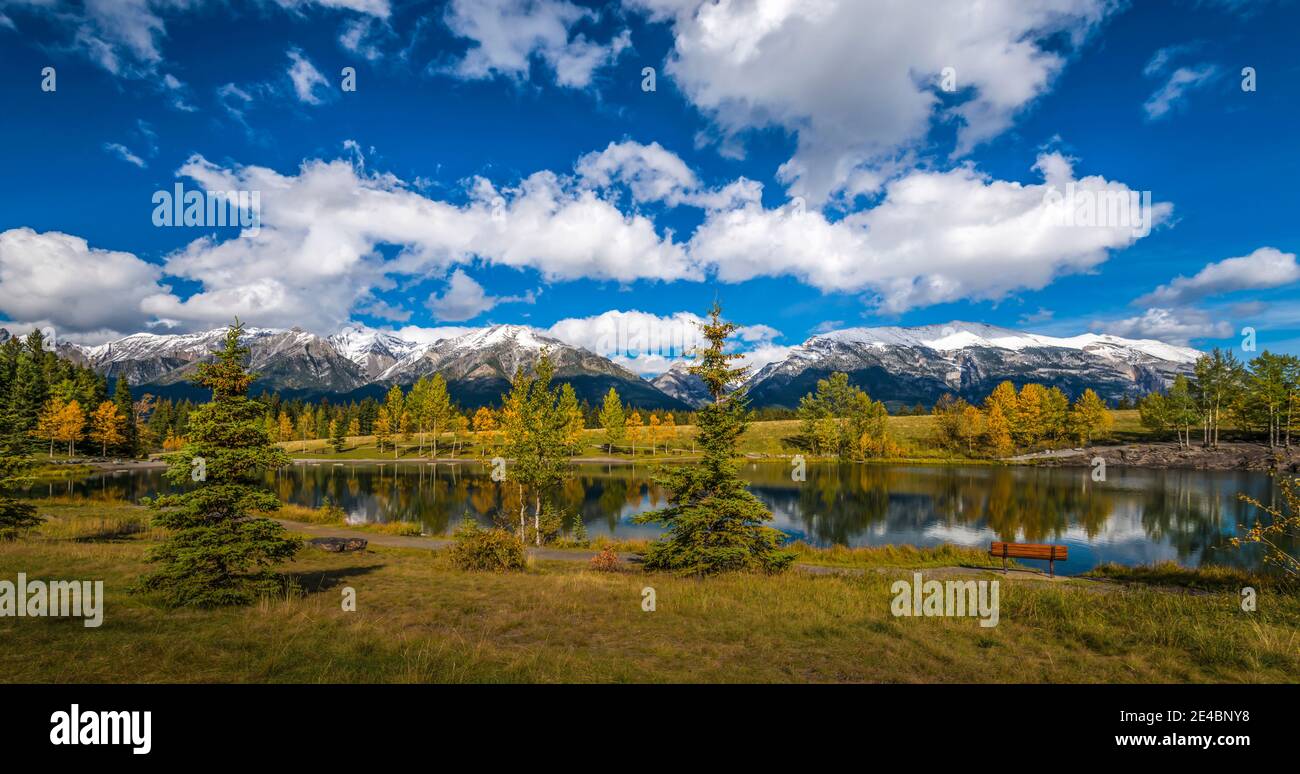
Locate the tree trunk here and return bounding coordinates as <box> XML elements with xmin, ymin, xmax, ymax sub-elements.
<box><xmin>534</xmin><ymin>493</ymin><xmax>541</xmax><ymax>547</ymax></box>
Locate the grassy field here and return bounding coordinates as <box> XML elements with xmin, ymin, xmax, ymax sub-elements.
<box><xmin>280</xmin><ymin>410</ymin><xmax>1147</xmax><ymax>463</ymax></box>
<box><xmin>1</xmin><ymin>498</ymin><xmax>1296</xmax><ymax>683</ymax></box>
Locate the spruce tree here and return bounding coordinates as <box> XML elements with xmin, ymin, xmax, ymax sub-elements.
<box><xmin>112</xmin><ymin>377</ymin><xmax>137</xmax><ymax>457</ymax></box>
<box><xmin>635</xmin><ymin>303</ymin><xmax>793</xmax><ymax>575</ymax></box>
<box><xmin>137</xmin><ymin>322</ymin><xmax>300</xmax><ymax>607</ymax></box>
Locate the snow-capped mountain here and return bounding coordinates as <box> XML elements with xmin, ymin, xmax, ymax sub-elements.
<box><xmin>328</xmin><ymin>325</ymin><xmax>423</xmax><ymax>380</ymax></box>
<box><xmin>50</xmin><ymin>323</ymin><xmax>687</xmax><ymax>408</ymax></box>
<box><xmin>32</xmin><ymin>319</ymin><xmax>1201</xmax><ymax>409</ymax></box>
<box><xmin>745</xmin><ymin>321</ymin><xmax>1200</xmax><ymax>408</ymax></box>
<box><xmin>69</xmin><ymin>327</ymin><xmax>371</xmax><ymax>394</ymax></box>
<box><xmin>380</xmin><ymin>325</ymin><xmax>686</xmax><ymax>409</ymax></box>
<box><xmin>650</xmin><ymin>360</ymin><xmax>712</xmax><ymax>408</ymax></box>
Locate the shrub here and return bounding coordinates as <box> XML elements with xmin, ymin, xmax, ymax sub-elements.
<box><xmin>589</xmin><ymin>546</ymin><xmax>620</xmax><ymax>572</ymax></box>
<box><xmin>449</xmin><ymin>518</ymin><xmax>526</xmax><ymax>572</ymax></box>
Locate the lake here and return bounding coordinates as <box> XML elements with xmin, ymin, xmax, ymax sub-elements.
<box><xmin>27</xmin><ymin>461</ymin><xmax>1288</xmax><ymax>575</ymax></box>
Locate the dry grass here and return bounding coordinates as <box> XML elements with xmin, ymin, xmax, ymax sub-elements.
<box><xmin>1</xmin><ymin>500</ymin><xmax>1297</xmax><ymax>683</ymax></box>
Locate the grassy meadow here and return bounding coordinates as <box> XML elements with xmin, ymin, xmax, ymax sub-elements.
<box><xmin>1</xmin><ymin>498</ymin><xmax>1297</xmax><ymax>684</ymax></box>
<box><xmin>278</xmin><ymin>410</ymin><xmax>1149</xmax><ymax>463</ymax></box>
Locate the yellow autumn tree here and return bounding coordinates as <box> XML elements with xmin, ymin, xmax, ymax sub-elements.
<box><xmin>625</xmin><ymin>410</ymin><xmax>643</xmax><ymax>457</ymax></box>
<box><xmin>277</xmin><ymin>411</ymin><xmax>293</xmax><ymax>445</ymax></box>
<box><xmin>89</xmin><ymin>400</ymin><xmax>126</xmax><ymax>457</ymax></box>
<box><xmin>55</xmin><ymin>399</ymin><xmax>86</xmax><ymax>457</ymax></box>
<box><xmin>648</xmin><ymin>413</ymin><xmax>662</xmax><ymax>455</ymax></box>
<box><xmin>472</xmin><ymin>406</ymin><xmax>497</xmax><ymax>456</ymax></box>
<box><xmin>33</xmin><ymin>396</ymin><xmax>66</xmax><ymax>457</ymax></box>
<box><xmin>983</xmin><ymin>403</ymin><xmax>1014</xmax><ymax>457</ymax></box>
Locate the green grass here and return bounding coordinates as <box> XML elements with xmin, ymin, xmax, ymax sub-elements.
<box><xmin>1</xmin><ymin>500</ymin><xmax>1297</xmax><ymax>683</ymax></box>
<box><xmin>1084</xmin><ymin>561</ymin><xmax>1297</xmax><ymax>593</ymax></box>
<box><xmin>787</xmin><ymin>542</ymin><xmax>1012</xmax><ymax>570</ymax></box>
<box><xmin>280</xmin><ymin>411</ymin><xmax>1153</xmax><ymax>465</ymax></box>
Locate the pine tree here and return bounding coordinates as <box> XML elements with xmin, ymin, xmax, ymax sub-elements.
<box><xmin>598</xmin><ymin>387</ymin><xmax>625</xmax><ymax>453</ymax></box>
<box><xmin>112</xmin><ymin>378</ymin><xmax>137</xmax><ymax>457</ymax></box>
<box><xmin>0</xmin><ymin>405</ymin><xmax>39</xmax><ymax>539</ymax></box>
<box><xmin>137</xmin><ymin>322</ymin><xmax>300</xmax><ymax>607</ymax></box>
<box><xmin>11</xmin><ymin>330</ymin><xmax>49</xmax><ymax>444</ymax></box>
<box><xmin>330</xmin><ymin>417</ymin><xmax>347</xmax><ymax>453</ymax></box>
<box><xmin>635</xmin><ymin>303</ymin><xmax>793</xmax><ymax>575</ymax></box>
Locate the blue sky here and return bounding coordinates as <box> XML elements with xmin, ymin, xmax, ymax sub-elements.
<box><xmin>0</xmin><ymin>0</ymin><xmax>1297</xmax><ymax>374</ymax></box>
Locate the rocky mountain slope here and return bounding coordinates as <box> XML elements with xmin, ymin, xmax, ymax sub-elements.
<box><xmin>744</xmin><ymin>321</ymin><xmax>1200</xmax><ymax>408</ymax></box>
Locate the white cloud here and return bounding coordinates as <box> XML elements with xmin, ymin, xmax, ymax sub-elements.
<box><xmin>277</xmin><ymin>0</ymin><xmax>391</xmax><ymax>18</ymax></box>
<box><xmin>624</xmin><ymin>0</ymin><xmax>1115</xmax><ymax>202</ymax></box>
<box><xmin>139</xmin><ymin>150</ymin><xmax>693</xmax><ymax>333</ymax></box>
<box><xmin>287</xmin><ymin>49</ymin><xmax>331</xmax><ymax>104</ymax></box>
<box><xmin>688</xmin><ymin>152</ymin><xmax>1170</xmax><ymax>313</ymax></box>
<box><xmin>427</xmin><ymin>268</ymin><xmax>535</xmax><ymax>321</ymax></box>
<box><xmin>544</xmin><ymin>309</ymin><xmax>780</xmax><ymax>374</ymax></box>
<box><xmin>103</xmin><ymin>142</ymin><xmax>146</xmax><ymax>168</ymax></box>
<box><xmin>1097</xmin><ymin>308</ymin><xmax>1232</xmax><ymax>345</ymax></box>
<box><xmin>0</xmin><ymin>227</ymin><xmax>175</xmax><ymax>341</ymax></box>
<box><xmin>576</xmin><ymin>140</ymin><xmax>762</xmax><ymax>209</ymax></box>
<box><xmin>1143</xmin><ymin>64</ymin><xmax>1219</xmax><ymax>120</ymax></box>
<box><xmin>1136</xmin><ymin>247</ymin><xmax>1299</xmax><ymax>306</ymax></box>
<box><xmin>442</xmin><ymin>0</ymin><xmax>630</xmax><ymax>88</ymax></box>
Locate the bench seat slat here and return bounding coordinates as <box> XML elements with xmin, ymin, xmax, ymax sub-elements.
<box><xmin>989</xmin><ymin>542</ymin><xmax>1068</xmax><ymax>560</ymax></box>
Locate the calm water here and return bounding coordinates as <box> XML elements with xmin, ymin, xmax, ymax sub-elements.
<box><xmin>27</xmin><ymin>461</ymin><xmax>1288</xmax><ymax>575</ymax></box>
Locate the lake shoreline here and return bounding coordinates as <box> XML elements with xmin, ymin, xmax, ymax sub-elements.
<box><xmin>62</xmin><ymin>440</ymin><xmax>1300</xmax><ymax>473</ymax></box>
<box><xmin>1007</xmin><ymin>441</ymin><xmax>1300</xmax><ymax>472</ymax></box>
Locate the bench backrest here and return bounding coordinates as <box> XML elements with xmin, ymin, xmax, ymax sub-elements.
<box><xmin>989</xmin><ymin>542</ymin><xmax>1068</xmax><ymax>561</ymax></box>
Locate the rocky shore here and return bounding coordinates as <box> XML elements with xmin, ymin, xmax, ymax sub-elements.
<box><xmin>1011</xmin><ymin>442</ymin><xmax>1300</xmax><ymax>472</ymax></box>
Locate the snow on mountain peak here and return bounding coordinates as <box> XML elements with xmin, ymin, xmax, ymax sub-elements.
<box><xmin>810</xmin><ymin>321</ymin><xmax>1199</xmax><ymax>363</ymax></box>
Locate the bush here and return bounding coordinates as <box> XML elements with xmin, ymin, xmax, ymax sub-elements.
<box><xmin>589</xmin><ymin>546</ymin><xmax>620</xmax><ymax>572</ymax></box>
<box><xmin>449</xmin><ymin>518</ymin><xmax>526</xmax><ymax>572</ymax></box>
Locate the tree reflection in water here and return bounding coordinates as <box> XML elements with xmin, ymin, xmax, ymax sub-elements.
<box><xmin>26</xmin><ymin>461</ymin><xmax>1289</xmax><ymax>573</ymax></box>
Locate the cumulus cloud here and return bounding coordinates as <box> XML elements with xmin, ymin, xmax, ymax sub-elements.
<box><xmin>545</xmin><ymin>309</ymin><xmax>780</xmax><ymax>374</ymax></box>
<box><xmin>624</xmin><ymin>0</ymin><xmax>1115</xmax><ymax>202</ymax></box>
<box><xmin>442</xmin><ymin>0</ymin><xmax>630</xmax><ymax>88</ymax></box>
<box><xmin>427</xmin><ymin>268</ymin><xmax>535</xmax><ymax>321</ymax></box>
<box><xmin>0</xmin><ymin>227</ymin><xmax>175</xmax><ymax>342</ymax></box>
<box><xmin>1096</xmin><ymin>307</ymin><xmax>1232</xmax><ymax>345</ymax></box>
<box><xmin>576</xmin><ymin>140</ymin><xmax>762</xmax><ymax>210</ymax></box>
<box><xmin>1136</xmin><ymin>247</ymin><xmax>1299</xmax><ymax>305</ymax></box>
<box><xmin>688</xmin><ymin>151</ymin><xmax>1170</xmax><ymax>313</ymax></box>
<box><xmin>136</xmin><ymin>149</ymin><xmax>692</xmax><ymax>333</ymax></box>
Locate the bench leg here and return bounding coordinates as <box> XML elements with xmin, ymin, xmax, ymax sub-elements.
<box><xmin>1049</xmin><ymin>558</ymin><xmax>1055</xmax><ymax>578</ymax></box>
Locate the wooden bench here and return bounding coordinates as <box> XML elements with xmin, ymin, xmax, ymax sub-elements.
<box><xmin>989</xmin><ymin>542</ymin><xmax>1068</xmax><ymax>577</ymax></box>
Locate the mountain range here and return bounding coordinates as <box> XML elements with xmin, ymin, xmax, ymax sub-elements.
<box><xmin>9</xmin><ymin>321</ymin><xmax>1201</xmax><ymax>409</ymax></box>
